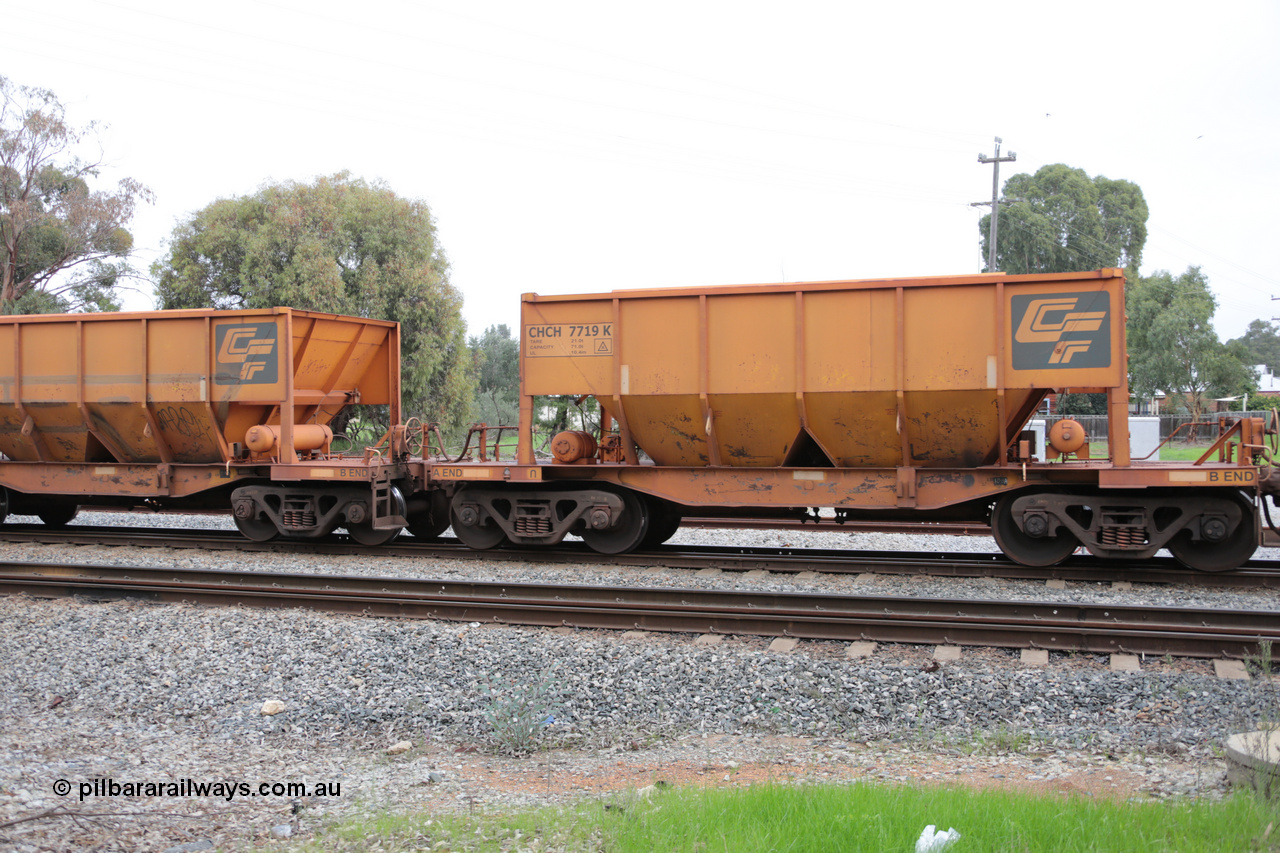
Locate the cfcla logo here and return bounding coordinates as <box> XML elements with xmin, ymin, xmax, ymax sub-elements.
<box><xmin>1010</xmin><ymin>292</ymin><xmax>1110</xmax><ymax>370</ymax></box>
<box><xmin>218</xmin><ymin>329</ymin><xmax>276</xmax><ymax>379</ymax></box>
<box><xmin>215</xmin><ymin>323</ymin><xmax>279</xmax><ymax>385</ymax></box>
<box><xmin>1014</xmin><ymin>297</ymin><xmax>1107</xmax><ymax>364</ymax></box>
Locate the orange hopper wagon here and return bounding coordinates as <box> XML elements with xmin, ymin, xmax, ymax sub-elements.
<box><xmin>431</xmin><ymin>269</ymin><xmax>1272</xmax><ymax>571</ymax></box>
<box><xmin>0</xmin><ymin>307</ymin><xmax>435</xmax><ymax>544</ymax></box>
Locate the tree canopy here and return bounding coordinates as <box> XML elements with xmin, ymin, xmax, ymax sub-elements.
<box><xmin>1054</xmin><ymin>392</ymin><xmax>1107</xmax><ymax>416</ymax></box>
<box><xmin>1227</xmin><ymin>319</ymin><xmax>1280</xmax><ymax>376</ymax></box>
<box><xmin>153</xmin><ymin>173</ymin><xmax>473</xmax><ymax>429</ymax></box>
<box><xmin>979</xmin><ymin>164</ymin><xmax>1148</xmax><ymax>275</ymax></box>
<box><xmin>1127</xmin><ymin>266</ymin><xmax>1254</xmax><ymax>417</ymax></box>
<box><xmin>469</xmin><ymin>324</ymin><xmax>520</xmax><ymax>427</ymax></box>
<box><xmin>0</xmin><ymin>76</ymin><xmax>153</xmax><ymax>313</ymax></box>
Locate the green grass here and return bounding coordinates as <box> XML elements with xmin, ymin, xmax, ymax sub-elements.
<box><xmin>1158</xmin><ymin>443</ymin><xmax>1219</xmax><ymax>462</ymax></box>
<box><xmin>285</xmin><ymin>781</ymin><xmax>1280</xmax><ymax>853</ymax></box>
<box><xmin>1077</xmin><ymin>441</ymin><xmax>1234</xmax><ymax>463</ymax></box>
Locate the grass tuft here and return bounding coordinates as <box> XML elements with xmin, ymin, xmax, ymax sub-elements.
<box><xmin>481</xmin><ymin>667</ymin><xmax>563</xmax><ymax>756</ymax></box>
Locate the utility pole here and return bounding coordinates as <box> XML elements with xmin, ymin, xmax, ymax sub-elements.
<box><xmin>975</xmin><ymin>137</ymin><xmax>1016</xmax><ymax>272</ymax></box>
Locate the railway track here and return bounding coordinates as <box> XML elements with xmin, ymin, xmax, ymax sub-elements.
<box><xmin>3</xmin><ymin>560</ymin><xmax>1276</xmax><ymax>660</ymax></box>
<box><xmin>2</xmin><ymin>523</ymin><xmax>1279</xmax><ymax>588</ymax></box>
<box><xmin>682</xmin><ymin>518</ymin><xmax>993</xmax><ymax>535</ymax></box>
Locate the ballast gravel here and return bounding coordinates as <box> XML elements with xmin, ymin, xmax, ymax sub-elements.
<box><xmin>1</xmin><ymin>511</ymin><xmax>1279</xmax><ymax>851</ymax></box>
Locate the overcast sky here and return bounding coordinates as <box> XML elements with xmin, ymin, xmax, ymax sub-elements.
<box><xmin>6</xmin><ymin>0</ymin><xmax>1278</xmax><ymax>341</ymax></box>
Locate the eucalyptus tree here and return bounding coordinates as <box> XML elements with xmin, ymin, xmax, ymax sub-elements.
<box><xmin>978</xmin><ymin>163</ymin><xmax>1147</xmax><ymax>275</ymax></box>
<box><xmin>1127</xmin><ymin>266</ymin><xmax>1253</xmax><ymax>419</ymax></box>
<box><xmin>153</xmin><ymin>172</ymin><xmax>473</xmax><ymax>430</ymax></box>
<box><xmin>1228</xmin><ymin>319</ymin><xmax>1280</xmax><ymax>375</ymax></box>
<box><xmin>0</xmin><ymin>76</ymin><xmax>153</xmax><ymax>312</ymax></box>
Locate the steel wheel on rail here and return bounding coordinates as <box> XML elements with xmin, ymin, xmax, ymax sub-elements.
<box><xmin>233</xmin><ymin>512</ymin><xmax>280</xmax><ymax>542</ymax></box>
<box><xmin>991</xmin><ymin>494</ymin><xmax>1079</xmax><ymax>567</ymax></box>
<box><xmin>347</xmin><ymin>520</ymin><xmax>403</xmax><ymax>546</ymax></box>
<box><xmin>38</xmin><ymin>504</ymin><xmax>79</xmax><ymax>528</ymax></box>
<box><xmin>581</xmin><ymin>489</ymin><xmax>650</xmax><ymax>555</ymax></box>
<box><xmin>639</xmin><ymin>499</ymin><xmax>682</xmax><ymax>548</ymax></box>
<box><xmin>407</xmin><ymin>490</ymin><xmax>451</xmax><ymax>540</ymax></box>
<box><xmin>346</xmin><ymin>486</ymin><xmax>406</xmax><ymax>546</ymax></box>
<box><xmin>1167</xmin><ymin>493</ymin><xmax>1258</xmax><ymax>573</ymax></box>
<box><xmin>449</xmin><ymin>502</ymin><xmax>509</xmax><ymax>549</ymax></box>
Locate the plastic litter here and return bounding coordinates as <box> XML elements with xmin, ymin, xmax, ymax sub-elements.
<box><xmin>915</xmin><ymin>824</ymin><xmax>961</xmax><ymax>853</ymax></box>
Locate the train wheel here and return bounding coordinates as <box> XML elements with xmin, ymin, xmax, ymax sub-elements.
<box><xmin>1168</xmin><ymin>496</ymin><xmax>1257</xmax><ymax>572</ymax></box>
<box><xmin>407</xmin><ymin>491</ymin><xmax>451</xmax><ymax>540</ymax></box>
<box><xmin>582</xmin><ymin>489</ymin><xmax>650</xmax><ymax>555</ymax></box>
<box><xmin>234</xmin><ymin>512</ymin><xmax>280</xmax><ymax>542</ymax></box>
<box><xmin>991</xmin><ymin>495</ymin><xmax>1078</xmax><ymax>567</ymax></box>
<box><xmin>408</xmin><ymin>513</ymin><xmax>450</xmax><ymax>540</ymax></box>
<box><xmin>348</xmin><ymin>486</ymin><xmax>406</xmax><ymax>546</ymax></box>
<box><xmin>450</xmin><ymin>504</ymin><xmax>509</xmax><ymax>550</ymax></box>
<box><xmin>347</xmin><ymin>521</ymin><xmax>402</xmax><ymax>546</ymax></box>
<box><xmin>640</xmin><ymin>500</ymin><xmax>682</xmax><ymax>548</ymax></box>
<box><xmin>38</xmin><ymin>504</ymin><xmax>79</xmax><ymax>528</ymax></box>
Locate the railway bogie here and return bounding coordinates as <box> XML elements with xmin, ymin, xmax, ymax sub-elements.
<box><xmin>228</xmin><ymin>481</ymin><xmax>409</xmax><ymax>544</ymax></box>
<box><xmin>991</xmin><ymin>488</ymin><xmax>1259</xmax><ymax>571</ymax></box>
<box><xmin>446</xmin><ymin>483</ymin><xmax>655</xmax><ymax>554</ymax></box>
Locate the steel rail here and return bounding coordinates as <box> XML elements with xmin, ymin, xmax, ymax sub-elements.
<box><xmin>2</xmin><ymin>524</ymin><xmax>1279</xmax><ymax>588</ymax></box>
<box><xmin>3</xmin><ymin>561</ymin><xmax>1277</xmax><ymax>660</ymax></box>
<box><xmin>681</xmin><ymin>518</ymin><xmax>992</xmax><ymax>535</ymax></box>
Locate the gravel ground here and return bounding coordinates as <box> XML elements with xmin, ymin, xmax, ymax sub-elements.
<box><xmin>1</xmin><ymin>511</ymin><xmax>1279</xmax><ymax>851</ymax></box>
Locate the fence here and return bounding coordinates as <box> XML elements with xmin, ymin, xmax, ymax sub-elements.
<box><xmin>1042</xmin><ymin>412</ymin><xmax>1274</xmax><ymax>442</ymax></box>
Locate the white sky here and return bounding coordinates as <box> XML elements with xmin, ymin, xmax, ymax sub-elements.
<box><xmin>6</xmin><ymin>0</ymin><xmax>1278</xmax><ymax>341</ymax></box>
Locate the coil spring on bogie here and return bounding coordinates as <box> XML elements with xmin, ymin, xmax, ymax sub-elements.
<box><xmin>514</xmin><ymin>516</ymin><xmax>552</xmax><ymax>535</ymax></box>
<box><xmin>1100</xmin><ymin>525</ymin><xmax>1146</xmax><ymax>548</ymax></box>
<box><xmin>283</xmin><ymin>509</ymin><xmax>317</xmax><ymax>529</ymax></box>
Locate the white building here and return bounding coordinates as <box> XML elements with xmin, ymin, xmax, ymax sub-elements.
<box><xmin>1255</xmin><ymin>365</ymin><xmax>1280</xmax><ymax>394</ymax></box>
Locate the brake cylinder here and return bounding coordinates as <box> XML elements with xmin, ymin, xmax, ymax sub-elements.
<box><xmin>550</xmin><ymin>430</ymin><xmax>598</xmax><ymax>463</ymax></box>
<box><xmin>1048</xmin><ymin>419</ymin><xmax>1087</xmax><ymax>455</ymax></box>
<box><xmin>244</xmin><ymin>424</ymin><xmax>333</xmax><ymax>454</ymax></box>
